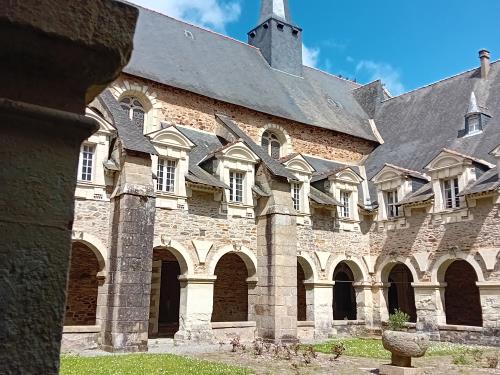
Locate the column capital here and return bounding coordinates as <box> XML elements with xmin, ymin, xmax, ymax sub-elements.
<box><xmin>178</xmin><ymin>275</ymin><xmax>217</xmax><ymax>284</ymax></box>
<box><xmin>476</xmin><ymin>281</ymin><xmax>500</xmax><ymax>290</ymax></box>
<box><xmin>303</xmin><ymin>280</ymin><xmax>334</xmax><ymax>288</ymax></box>
<box><xmin>411</xmin><ymin>282</ymin><xmax>447</xmax><ymax>289</ymax></box>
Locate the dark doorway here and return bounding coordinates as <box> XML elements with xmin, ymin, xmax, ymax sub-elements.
<box><xmin>333</xmin><ymin>262</ymin><xmax>357</xmax><ymax>320</ymax></box>
<box><xmin>158</xmin><ymin>261</ymin><xmax>181</xmax><ymax>336</ymax></box>
<box><xmin>445</xmin><ymin>260</ymin><xmax>482</xmax><ymax>327</ymax></box>
<box><xmin>387</xmin><ymin>264</ymin><xmax>417</xmax><ymax>322</ymax></box>
<box><xmin>297</xmin><ymin>261</ymin><xmax>307</xmax><ymax>321</ymax></box>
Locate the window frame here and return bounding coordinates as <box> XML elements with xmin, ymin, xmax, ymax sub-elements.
<box><xmin>385</xmin><ymin>189</ymin><xmax>400</xmax><ymax>218</ymax></box>
<box><xmin>156</xmin><ymin>158</ymin><xmax>177</xmax><ymax>194</ymax></box>
<box><xmin>229</xmin><ymin>170</ymin><xmax>245</xmax><ymax>203</ymax></box>
<box><xmin>442</xmin><ymin>177</ymin><xmax>460</xmax><ymax>209</ymax></box>
<box><xmin>466</xmin><ymin>115</ymin><xmax>482</xmax><ymax>135</ymax></box>
<box><xmin>291</xmin><ymin>182</ymin><xmax>301</xmax><ymax>212</ymax></box>
<box><xmin>120</xmin><ymin>96</ymin><xmax>146</xmax><ymax>131</ymax></box>
<box><xmin>261</xmin><ymin>131</ymin><xmax>282</xmax><ymax>159</ymax></box>
<box><xmin>339</xmin><ymin>190</ymin><xmax>351</xmax><ymax>219</ymax></box>
<box><xmin>78</xmin><ymin>143</ymin><xmax>96</xmax><ymax>183</ymax></box>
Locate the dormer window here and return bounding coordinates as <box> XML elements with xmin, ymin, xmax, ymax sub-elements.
<box><xmin>79</xmin><ymin>144</ymin><xmax>95</xmax><ymax>182</ymax></box>
<box><xmin>229</xmin><ymin>171</ymin><xmax>244</xmax><ymax>203</ymax></box>
<box><xmin>339</xmin><ymin>190</ymin><xmax>351</xmax><ymax>218</ymax></box>
<box><xmin>120</xmin><ymin>97</ymin><xmax>145</xmax><ymax>131</ymax></box>
<box><xmin>442</xmin><ymin>177</ymin><xmax>460</xmax><ymax>209</ymax></box>
<box><xmin>261</xmin><ymin>131</ymin><xmax>281</xmax><ymax>159</ymax></box>
<box><xmin>291</xmin><ymin>183</ymin><xmax>301</xmax><ymax>211</ymax></box>
<box><xmin>157</xmin><ymin>159</ymin><xmax>177</xmax><ymax>193</ymax></box>
<box><xmin>466</xmin><ymin>114</ymin><xmax>481</xmax><ymax>135</ymax></box>
<box><xmin>385</xmin><ymin>190</ymin><xmax>400</xmax><ymax>218</ymax></box>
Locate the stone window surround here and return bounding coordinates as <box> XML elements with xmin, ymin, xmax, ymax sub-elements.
<box><xmin>257</xmin><ymin>123</ymin><xmax>293</xmax><ymax>157</ymax></box>
<box><xmin>327</xmin><ymin>169</ymin><xmax>363</xmax><ymax>231</ymax></box>
<box><xmin>149</xmin><ymin>127</ymin><xmax>194</xmax><ymax>211</ymax></box>
<box><xmin>214</xmin><ymin>142</ymin><xmax>260</xmax><ymax>218</ymax></box>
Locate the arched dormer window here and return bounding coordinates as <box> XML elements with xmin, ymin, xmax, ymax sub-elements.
<box><xmin>120</xmin><ymin>97</ymin><xmax>145</xmax><ymax>131</ymax></box>
<box><xmin>261</xmin><ymin>131</ymin><xmax>282</xmax><ymax>159</ymax></box>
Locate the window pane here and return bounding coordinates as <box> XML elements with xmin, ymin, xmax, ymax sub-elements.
<box><xmin>132</xmin><ymin>108</ymin><xmax>145</xmax><ymax>130</ymax></box>
<box><xmin>230</xmin><ymin>171</ymin><xmax>244</xmax><ymax>203</ymax></box>
<box><xmin>165</xmin><ymin>160</ymin><xmax>176</xmax><ymax>192</ymax></box>
<box><xmin>271</xmin><ymin>141</ymin><xmax>281</xmax><ymax>159</ymax></box>
<box><xmin>292</xmin><ymin>183</ymin><xmax>300</xmax><ymax>211</ymax></box>
<box><xmin>157</xmin><ymin>159</ymin><xmax>164</xmax><ymax>191</ymax></box>
<box><xmin>340</xmin><ymin>191</ymin><xmax>350</xmax><ymax>218</ymax></box>
<box><xmin>80</xmin><ymin>145</ymin><xmax>95</xmax><ymax>182</ymax></box>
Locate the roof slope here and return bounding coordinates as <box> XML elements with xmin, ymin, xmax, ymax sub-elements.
<box><xmin>121</xmin><ymin>3</ymin><xmax>378</xmax><ymax>142</ymax></box>
<box><xmin>365</xmin><ymin>62</ymin><xmax>500</xmax><ymax>179</ymax></box>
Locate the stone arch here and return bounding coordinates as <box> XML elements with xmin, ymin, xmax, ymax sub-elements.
<box><xmin>258</xmin><ymin>123</ymin><xmax>293</xmax><ymax>156</ymax></box>
<box><xmin>207</xmin><ymin>245</ymin><xmax>258</xmax><ymax>279</ymax></box>
<box><xmin>375</xmin><ymin>256</ymin><xmax>419</xmax><ymax>283</ymax></box>
<box><xmin>297</xmin><ymin>253</ymin><xmax>319</xmax><ymax>282</ymax></box>
<box><xmin>71</xmin><ymin>231</ymin><xmax>107</xmax><ymax>277</ymax></box>
<box><xmin>152</xmin><ymin>238</ymin><xmax>195</xmax><ymax>276</ymax></box>
<box><xmin>326</xmin><ymin>255</ymin><xmax>369</xmax><ymax>283</ymax></box>
<box><xmin>431</xmin><ymin>252</ymin><xmax>485</xmax><ymax>283</ymax></box>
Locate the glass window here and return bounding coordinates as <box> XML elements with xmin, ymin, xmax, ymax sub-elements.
<box><xmin>120</xmin><ymin>97</ymin><xmax>145</xmax><ymax>131</ymax></box>
<box><xmin>385</xmin><ymin>190</ymin><xmax>399</xmax><ymax>218</ymax></box>
<box><xmin>79</xmin><ymin>144</ymin><xmax>95</xmax><ymax>182</ymax></box>
<box><xmin>261</xmin><ymin>131</ymin><xmax>281</xmax><ymax>159</ymax></box>
<box><xmin>339</xmin><ymin>191</ymin><xmax>351</xmax><ymax>218</ymax></box>
<box><xmin>229</xmin><ymin>171</ymin><xmax>244</xmax><ymax>203</ymax></box>
<box><xmin>157</xmin><ymin>159</ymin><xmax>177</xmax><ymax>193</ymax></box>
<box><xmin>467</xmin><ymin>115</ymin><xmax>481</xmax><ymax>134</ymax></box>
<box><xmin>443</xmin><ymin>177</ymin><xmax>460</xmax><ymax>209</ymax></box>
<box><xmin>291</xmin><ymin>183</ymin><xmax>301</xmax><ymax>211</ymax></box>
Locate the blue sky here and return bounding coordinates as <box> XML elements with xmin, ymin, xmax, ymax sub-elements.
<box><xmin>130</xmin><ymin>0</ymin><xmax>500</xmax><ymax>96</ymax></box>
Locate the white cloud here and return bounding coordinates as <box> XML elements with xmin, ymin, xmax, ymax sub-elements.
<box><xmin>356</xmin><ymin>60</ymin><xmax>405</xmax><ymax>96</ymax></box>
<box><xmin>302</xmin><ymin>44</ymin><xmax>320</xmax><ymax>68</ymax></box>
<box><xmin>129</xmin><ymin>0</ymin><xmax>241</xmax><ymax>33</ymax></box>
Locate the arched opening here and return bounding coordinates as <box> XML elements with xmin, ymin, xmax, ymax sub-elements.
<box><xmin>120</xmin><ymin>96</ymin><xmax>146</xmax><ymax>131</ymax></box>
<box><xmin>444</xmin><ymin>260</ymin><xmax>482</xmax><ymax>327</ymax></box>
<box><xmin>212</xmin><ymin>253</ymin><xmax>249</xmax><ymax>322</ymax></box>
<box><xmin>261</xmin><ymin>130</ymin><xmax>282</xmax><ymax>159</ymax></box>
<box><xmin>297</xmin><ymin>261</ymin><xmax>307</xmax><ymax>321</ymax></box>
<box><xmin>387</xmin><ymin>263</ymin><xmax>417</xmax><ymax>322</ymax></box>
<box><xmin>64</xmin><ymin>242</ymin><xmax>100</xmax><ymax>326</ymax></box>
<box><xmin>149</xmin><ymin>248</ymin><xmax>182</xmax><ymax>338</ymax></box>
<box><xmin>333</xmin><ymin>262</ymin><xmax>357</xmax><ymax>320</ymax></box>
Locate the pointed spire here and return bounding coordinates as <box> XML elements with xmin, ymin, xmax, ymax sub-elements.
<box><xmin>467</xmin><ymin>92</ymin><xmax>479</xmax><ymax>114</ymax></box>
<box><xmin>259</xmin><ymin>0</ymin><xmax>292</xmax><ymax>24</ymax></box>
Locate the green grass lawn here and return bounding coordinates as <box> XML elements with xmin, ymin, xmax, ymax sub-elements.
<box><xmin>60</xmin><ymin>354</ymin><xmax>251</xmax><ymax>375</ymax></box>
<box><xmin>312</xmin><ymin>338</ymin><xmax>483</xmax><ymax>360</ymax></box>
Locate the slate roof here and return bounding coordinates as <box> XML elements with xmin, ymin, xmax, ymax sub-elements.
<box><xmin>98</xmin><ymin>90</ymin><xmax>157</xmax><ymax>155</ymax></box>
<box><xmin>309</xmin><ymin>186</ymin><xmax>342</xmax><ymax>207</ymax></box>
<box><xmin>397</xmin><ymin>183</ymin><xmax>434</xmax><ymax>206</ymax></box>
<box><xmin>461</xmin><ymin>168</ymin><xmax>500</xmax><ymax>196</ymax></box>
<box><xmin>121</xmin><ymin>3</ymin><xmax>378</xmax><ymax>142</ymax></box>
<box><xmin>365</xmin><ymin>61</ymin><xmax>500</xmax><ymax>180</ymax></box>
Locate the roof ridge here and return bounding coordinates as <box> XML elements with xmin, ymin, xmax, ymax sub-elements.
<box><xmin>382</xmin><ymin>58</ymin><xmax>500</xmax><ymax>102</ymax></box>
<box><xmin>303</xmin><ymin>65</ymin><xmax>361</xmax><ymax>87</ymax></box>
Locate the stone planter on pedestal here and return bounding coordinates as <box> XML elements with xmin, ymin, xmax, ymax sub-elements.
<box><xmin>380</xmin><ymin>331</ymin><xmax>430</xmax><ymax>375</ymax></box>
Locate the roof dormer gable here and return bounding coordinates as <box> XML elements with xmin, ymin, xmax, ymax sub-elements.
<box><xmin>329</xmin><ymin>167</ymin><xmax>364</xmax><ymax>185</ymax></box>
<box><xmin>147</xmin><ymin>125</ymin><xmax>195</xmax><ymax>150</ymax></box>
<box><xmin>425</xmin><ymin>149</ymin><xmax>493</xmax><ymax>172</ymax></box>
<box><xmin>282</xmin><ymin>154</ymin><xmax>315</xmax><ymax>175</ymax></box>
<box><xmin>216</xmin><ymin>141</ymin><xmax>260</xmax><ymax>164</ymax></box>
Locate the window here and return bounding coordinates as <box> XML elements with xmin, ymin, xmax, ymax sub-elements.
<box><xmin>157</xmin><ymin>159</ymin><xmax>176</xmax><ymax>193</ymax></box>
<box><xmin>229</xmin><ymin>171</ymin><xmax>244</xmax><ymax>203</ymax></box>
<box><xmin>261</xmin><ymin>131</ymin><xmax>281</xmax><ymax>159</ymax></box>
<box><xmin>120</xmin><ymin>97</ymin><xmax>145</xmax><ymax>130</ymax></box>
<box><xmin>467</xmin><ymin>115</ymin><xmax>481</xmax><ymax>134</ymax></box>
<box><xmin>79</xmin><ymin>144</ymin><xmax>95</xmax><ymax>182</ymax></box>
<box><xmin>442</xmin><ymin>177</ymin><xmax>460</xmax><ymax>209</ymax></box>
<box><xmin>339</xmin><ymin>191</ymin><xmax>351</xmax><ymax>218</ymax></box>
<box><xmin>291</xmin><ymin>183</ymin><xmax>301</xmax><ymax>211</ymax></box>
<box><xmin>385</xmin><ymin>190</ymin><xmax>400</xmax><ymax>218</ymax></box>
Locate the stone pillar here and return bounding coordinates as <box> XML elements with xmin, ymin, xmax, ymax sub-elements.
<box><xmin>477</xmin><ymin>282</ymin><xmax>500</xmax><ymax>346</ymax></box>
<box><xmin>413</xmin><ymin>282</ymin><xmax>446</xmax><ymax>341</ymax></box>
<box><xmin>0</xmin><ymin>2</ymin><xmax>137</xmax><ymax>373</ymax></box>
<box><xmin>100</xmin><ymin>153</ymin><xmax>156</xmax><ymax>352</ymax></box>
<box><xmin>377</xmin><ymin>283</ymin><xmax>391</xmax><ymax>323</ymax></box>
<box><xmin>354</xmin><ymin>282</ymin><xmax>374</xmax><ymax>326</ymax></box>
<box><xmin>304</xmin><ymin>281</ymin><xmax>334</xmax><ymax>338</ymax></box>
<box><xmin>175</xmin><ymin>276</ymin><xmax>217</xmax><ymax>343</ymax></box>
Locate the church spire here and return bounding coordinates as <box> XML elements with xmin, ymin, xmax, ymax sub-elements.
<box><xmin>258</xmin><ymin>0</ymin><xmax>292</xmax><ymax>24</ymax></box>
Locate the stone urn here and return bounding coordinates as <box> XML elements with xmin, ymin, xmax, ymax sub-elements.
<box><xmin>382</xmin><ymin>330</ymin><xmax>430</xmax><ymax>369</ymax></box>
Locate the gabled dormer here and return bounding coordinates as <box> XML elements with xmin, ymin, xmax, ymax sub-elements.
<box><xmin>281</xmin><ymin>154</ymin><xmax>315</xmax><ymax>220</ymax></box>
<box><xmin>460</xmin><ymin>92</ymin><xmax>491</xmax><ymax>137</ymax></box>
<box><xmin>147</xmin><ymin>125</ymin><xmax>195</xmax><ymax>210</ymax></box>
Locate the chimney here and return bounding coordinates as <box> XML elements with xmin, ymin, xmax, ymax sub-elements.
<box><xmin>479</xmin><ymin>49</ymin><xmax>490</xmax><ymax>79</ymax></box>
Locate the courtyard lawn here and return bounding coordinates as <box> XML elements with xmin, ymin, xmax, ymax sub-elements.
<box><xmin>312</xmin><ymin>338</ymin><xmax>484</xmax><ymax>360</ymax></box>
<box><xmin>60</xmin><ymin>354</ymin><xmax>251</xmax><ymax>375</ymax></box>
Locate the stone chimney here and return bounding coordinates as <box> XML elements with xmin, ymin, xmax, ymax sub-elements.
<box><xmin>479</xmin><ymin>49</ymin><xmax>490</xmax><ymax>79</ymax></box>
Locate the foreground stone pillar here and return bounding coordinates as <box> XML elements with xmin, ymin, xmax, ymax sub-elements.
<box><xmin>304</xmin><ymin>281</ymin><xmax>334</xmax><ymax>338</ymax></box>
<box><xmin>255</xmin><ymin>179</ymin><xmax>298</xmax><ymax>342</ymax></box>
<box><xmin>354</xmin><ymin>282</ymin><xmax>374</xmax><ymax>326</ymax></box>
<box><xmin>477</xmin><ymin>282</ymin><xmax>500</xmax><ymax>346</ymax></box>
<box><xmin>100</xmin><ymin>153</ymin><xmax>156</xmax><ymax>352</ymax></box>
<box><xmin>0</xmin><ymin>2</ymin><xmax>137</xmax><ymax>373</ymax></box>
<box><xmin>413</xmin><ymin>283</ymin><xmax>446</xmax><ymax>341</ymax></box>
<box><xmin>175</xmin><ymin>276</ymin><xmax>217</xmax><ymax>343</ymax></box>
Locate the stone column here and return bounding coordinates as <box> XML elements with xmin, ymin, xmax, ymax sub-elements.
<box><xmin>175</xmin><ymin>276</ymin><xmax>217</xmax><ymax>343</ymax></box>
<box><xmin>0</xmin><ymin>2</ymin><xmax>137</xmax><ymax>374</ymax></box>
<box><xmin>354</xmin><ymin>282</ymin><xmax>374</xmax><ymax>326</ymax></box>
<box><xmin>413</xmin><ymin>282</ymin><xmax>446</xmax><ymax>341</ymax></box>
<box><xmin>100</xmin><ymin>153</ymin><xmax>156</xmax><ymax>353</ymax></box>
<box><xmin>255</xmin><ymin>179</ymin><xmax>298</xmax><ymax>342</ymax></box>
<box><xmin>477</xmin><ymin>282</ymin><xmax>500</xmax><ymax>346</ymax></box>
<box><xmin>304</xmin><ymin>281</ymin><xmax>334</xmax><ymax>339</ymax></box>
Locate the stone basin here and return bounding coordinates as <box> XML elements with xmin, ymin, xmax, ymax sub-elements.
<box><xmin>382</xmin><ymin>330</ymin><xmax>430</xmax><ymax>368</ymax></box>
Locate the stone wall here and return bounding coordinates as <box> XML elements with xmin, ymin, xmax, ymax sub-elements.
<box><xmin>73</xmin><ymin>199</ymin><xmax>111</xmax><ymax>248</ymax></box>
<box><xmin>64</xmin><ymin>243</ymin><xmax>99</xmax><ymax>326</ymax></box>
<box><xmin>212</xmin><ymin>253</ymin><xmax>249</xmax><ymax>322</ymax></box>
<box><xmin>113</xmin><ymin>75</ymin><xmax>375</xmax><ymax>163</ymax></box>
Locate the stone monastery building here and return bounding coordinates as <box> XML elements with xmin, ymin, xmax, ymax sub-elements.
<box><xmin>64</xmin><ymin>0</ymin><xmax>500</xmax><ymax>352</ymax></box>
